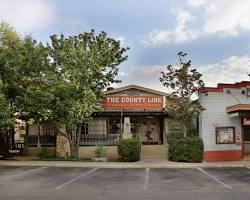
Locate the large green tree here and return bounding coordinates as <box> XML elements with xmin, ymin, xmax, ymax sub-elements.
<box><xmin>160</xmin><ymin>52</ymin><xmax>205</xmax><ymax>137</ymax></box>
<box><xmin>0</xmin><ymin>23</ymin><xmax>128</xmax><ymax>157</ymax></box>
<box><xmin>48</xmin><ymin>30</ymin><xmax>128</xmax><ymax>157</ymax></box>
<box><xmin>0</xmin><ymin>22</ymin><xmax>53</xmax><ymax>139</ymax></box>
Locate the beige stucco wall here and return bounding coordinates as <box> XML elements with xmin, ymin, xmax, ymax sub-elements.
<box><xmin>26</xmin><ymin>146</ymin><xmax>119</xmax><ymax>160</ymax></box>
<box><xmin>78</xmin><ymin>146</ymin><xmax>119</xmax><ymax>161</ymax></box>
<box><xmin>27</xmin><ymin>147</ymin><xmax>56</xmax><ymax>157</ymax></box>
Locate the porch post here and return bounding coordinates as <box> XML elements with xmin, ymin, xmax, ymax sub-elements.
<box><xmin>120</xmin><ymin>111</ymin><xmax>123</xmax><ymax>135</ymax></box>
<box><xmin>122</xmin><ymin>117</ymin><xmax>132</xmax><ymax>140</ymax></box>
<box><xmin>37</xmin><ymin>122</ymin><xmax>41</xmax><ymax>148</ymax></box>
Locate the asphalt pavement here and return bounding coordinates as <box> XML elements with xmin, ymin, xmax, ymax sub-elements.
<box><xmin>1</xmin><ymin>166</ymin><xmax>250</xmax><ymax>200</ymax></box>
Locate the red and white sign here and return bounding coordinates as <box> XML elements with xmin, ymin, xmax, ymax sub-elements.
<box><xmin>243</xmin><ymin>117</ymin><xmax>250</xmax><ymax>126</ymax></box>
<box><xmin>101</xmin><ymin>96</ymin><xmax>164</xmax><ymax>110</ymax></box>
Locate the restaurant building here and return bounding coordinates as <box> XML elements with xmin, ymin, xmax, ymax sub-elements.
<box><xmin>199</xmin><ymin>81</ymin><xmax>250</xmax><ymax>161</ymax></box>
<box><xmin>26</xmin><ymin>85</ymin><xmax>171</xmax><ymax>160</ymax></box>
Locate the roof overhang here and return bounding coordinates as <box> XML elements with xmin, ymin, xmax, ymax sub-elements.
<box><xmin>226</xmin><ymin>104</ymin><xmax>250</xmax><ymax>113</ymax></box>
<box><xmin>226</xmin><ymin>104</ymin><xmax>250</xmax><ymax>118</ymax></box>
<box><xmin>104</xmin><ymin>84</ymin><xmax>169</xmax><ymax>96</ymax></box>
<box><xmin>92</xmin><ymin>110</ymin><xmax>168</xmax><ymax>117</ymax></box>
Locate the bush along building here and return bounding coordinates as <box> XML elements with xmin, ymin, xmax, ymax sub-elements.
<box><xmin>199</xmin><ymin>81</ymin><xmax>250</xmax><ymax>161</ymax></box>
<box><xmin>26</xmin><ymin>85</ymin><xmax>172</xmax><ymax>160</ymax></box>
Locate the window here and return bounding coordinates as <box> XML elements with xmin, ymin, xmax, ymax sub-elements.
<box><xmin>216</xmin><ymin>127</ymin><xmax>235</xmax><ymax>144</ymax></box>
<box><xmin>81</xmin><ymin>119</ymin><xmax>107</xmax><ymax>135</ymax></box>
<box><xmin>168</xmin><ymin>119</ymin><xmax>182</xmax><ymax>134</ymax></box>
<box><xmin>41</xmin><ymin>121</ymin><xmax>56</xmax><ymax>135</ymax></box>
<box><xmin>247</xmin><ymin>88</ymin><xmax>250</xmax><ymax>97</ymax></box>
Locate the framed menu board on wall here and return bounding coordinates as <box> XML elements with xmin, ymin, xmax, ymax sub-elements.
<box><xmin>216</xmin><ymin>127</ymin><xmax>235</xmax><ymax>144</ymax></box>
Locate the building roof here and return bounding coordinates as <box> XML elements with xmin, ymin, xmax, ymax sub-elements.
<box><xmin>202</xmin><ymin>81</ymin><xmax>250</xmax><ymax>93</ymax></box>
<box><xmin>104</xmin><ymin>84</ymin><xmax>169</xmax><ymax>96</ymax></box>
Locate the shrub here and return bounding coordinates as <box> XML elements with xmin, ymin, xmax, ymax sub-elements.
<box><xmin>117</xmin><ymin>138</ymin><xmax>140</xmax><ymax>162</ymax></box>
<box><xmin>167</xmin><ymin>136</ymin><xmax>203</xmax><ymax>163</ymax></box>
<box><xmin>94</xmin><ymin>145</ymin><xmax>107</xmax><ymax>158</ymax></box>
<box><xmin>39</xmin><ymin>147</ymin><xmax>54</xmax><ymax>159</ymax></box>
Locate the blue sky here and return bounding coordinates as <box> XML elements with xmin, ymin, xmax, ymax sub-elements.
<box><xmin>1</xmin><ymin>0</ymin><xmax>250</xmax><ymax>91</ymax></box>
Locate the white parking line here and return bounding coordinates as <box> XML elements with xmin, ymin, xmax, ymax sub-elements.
<box><xmin>55</xmin><ymin>168</ymin><xmax>98</xmax><ymax>190</ymax></box>
<box><xmin>197</xmin><ymin>167</ymin><xmax>232</xmax><ymax>190</ymax></box>
<box><xmin>143</xmin><ymin>168</ymin><xmax>150</xmax><ymax>191</ymax></box>
<box><xmin>1</xmin><ymin>166</ymin><xmax>47</xmax><ymax>180</ymax></box>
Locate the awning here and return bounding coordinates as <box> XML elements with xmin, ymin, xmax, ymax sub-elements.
<box><xmin>92</xmin><ymin>110</ymin><xmax>168</xmax><ymax>117</ymax></box>
<box><xmin>226</xmin><ymin>104</ymin><xmax>250</xmax><ymax>117</ymax></box>
<box><xmin>226</xmin><ymin>104</ymin><xmax>250</xmax><ymax>113</ymax></box>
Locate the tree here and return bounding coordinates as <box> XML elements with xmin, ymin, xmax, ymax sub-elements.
<box><xmin>0</xmin><ymin>22</ymin><xmax>53</xmax><ymax>143</ymax></box>
<box><xmin>0</xmin><ymin>23</ymin><xmax>128</xmax><ymax>157</ymax></box>
<box><xmin>48</xmin><ymin>30</ymin><xmax>128</xmax><ymax>157</ymax></box>
<box><xmin>0</xmin><ymin>88</ymin><xmax>14</xmax><ymax>129</ymax></box>
<box><xmin>160</xmin><ymin>52</ymin><xmax>205</xmax><ymax>137</ymax></box>
<box><xmin>0</xmin><ymin>22</ymin><xmax>22</xmax><ymax>138</ymax></box>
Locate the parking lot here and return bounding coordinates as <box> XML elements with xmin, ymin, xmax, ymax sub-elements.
<box><xmin>1</xmin><ymin>166</ymin><xmax>250</xmax><ymax>200</ymax></box>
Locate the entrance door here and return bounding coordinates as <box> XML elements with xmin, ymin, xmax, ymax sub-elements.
<box><xmin>139</xmin><ymin>119</ymin><xmax>159</xmax><ymax>144</ymax></box>
<box><xmin>244</xmin><ymin>127</ymin><xmax>250</xmax><ymax>154</ymax></box>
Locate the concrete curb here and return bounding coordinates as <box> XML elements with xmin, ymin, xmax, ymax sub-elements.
<box><xmin>1</xmin><ymin>160</ymin><xmax>250</xmax><ymax>168</ymax></box>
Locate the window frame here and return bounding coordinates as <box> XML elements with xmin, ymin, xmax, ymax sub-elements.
<box><xmin>215</xmin><ymin>126</ymin><xmax>236</xmax><ymax>144</ymax></box>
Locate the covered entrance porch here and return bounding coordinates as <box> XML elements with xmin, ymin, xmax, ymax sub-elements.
<box><xmin>82</xmin><ymin>111</ymin><xmax>168</xmax><ymax>146</ymax></box>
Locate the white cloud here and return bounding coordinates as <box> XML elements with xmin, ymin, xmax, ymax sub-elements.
<box><xmin>0</xmin><ymin>0</ymin><xmax>58</xmax><ymax>33</ymax></box>
<box><xmin>188</xmin><ymin>0</ymin><xmax>250</xmax><ymax>36</ymax></box>
<box><xmin>115</xmin><ymin>36</ymin><xmax>126</xmax><ymax>46</ymax></box>
<box><xmin>142</xmin><ymin>9</ymin><xmax>200</xmax><ymax>45</ymax></box>
<box><xmin>114</xmin><ymin>65</ymin><xmax>165</xmax><ymax>91</ymax></box>
<box><xmin>187</xmin><ymin>0</ymin><xmax>207</xmax><ymax>7</ymax></box>
<box><xmin>115</xmin><ymin>55</ymin><xmax>250</xmax><ymax>91</ymax></box>
<box><xmin>143</xmin><ymin>0</ymin><xmax>250</xmax><ymax>45</ymax></box>
<box><xmin>200</xmin><ymin>55</ymin><xmax>250</xmax><ymax>87</ymax></box>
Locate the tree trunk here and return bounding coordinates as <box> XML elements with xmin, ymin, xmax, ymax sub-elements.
<box><xmin>37</xmin><ymin>121</ymin><xmax>41</xmax><ymax>147</ymax></box>
<box><xmin>183</xmin><ymin>125</ymin><xmax>187</xmax><ymax>137</ymax></box>
<box><xmin>69</xmin><ymin>125</ymin><xmax>81</xmax><ymax>158</ymax></box>
<box><xmin>70</xmin><ymin>145</ymin><xmax>77</xmax><ymax>158</ymax></box>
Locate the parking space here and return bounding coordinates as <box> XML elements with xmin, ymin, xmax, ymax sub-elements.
<box><xmin>1</xmin><ymin>166</ymin><xmax>250</xmax><ymax>200</ymax></box>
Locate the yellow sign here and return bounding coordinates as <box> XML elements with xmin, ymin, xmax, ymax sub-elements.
<box><xmin>20</xmin><ymin>130</ymin><xmax>26</xmax><ymax>135</ymax></box>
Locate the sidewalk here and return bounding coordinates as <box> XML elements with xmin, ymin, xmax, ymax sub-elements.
<box><xmin>1</xmin><ymin>159</ymin><xmax>250</xmax><ymax>168</ymax></box>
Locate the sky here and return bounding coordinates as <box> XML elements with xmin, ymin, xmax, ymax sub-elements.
<box><xmin>1</xmin><ymin>0</ymin><xmax>250</xmax><ymax>92</ymax></box>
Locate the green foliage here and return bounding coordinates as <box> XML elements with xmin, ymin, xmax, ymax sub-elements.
<box><xmin>0</xmin><ymin>23</ymin><xmax>128</xmax><ymax>158</ymax></box>
<box><xmin>0</xmin><ymin>92</ymin><xmax>14</xmax><ymax>128</ymax></box>
<box><xmin>39</xmin><ymin>147</ymin><xmax>55</xmax><ymax>159</ymax></box>
<box><xmin>168</xmin><ymin>119</ymin><xmax>182</xmax><ymax>134</ymax></box>
<box><xmin>117</xmin><ymin>138</ymin><xmax>140</xmax><ymax>162</ymax></box>
<box><xmin>0</xmin><ymin>23</ymin><xmax>52</xmax><ymax>130</ymax></box>
<box><xmin>48</xmin><ymin>30</ymin><xmax>128</xmax><ymax>157</ymax></box>
<box><xmin>49</xmin><ymin>30</ymin><xmax>128</xmax><ymax>128</ymax></box>
<box><xmin>167</xmin><ymin>136</ymin><xmax>204</xmax><ymax>163</ymax></box>
<box><xmin>188</xmin><ymin>127</ymin><xmax>198</xmax><ymax>137</ymax></box>
<box><xmin>94</xmin><ymin>145</ymin><xmax>107</xmax><ymax>158</ymax></box>
<box><xmin>160</xmin><ymin>52</ymin><xmax>205</xmax><ymax>137</ymax></box>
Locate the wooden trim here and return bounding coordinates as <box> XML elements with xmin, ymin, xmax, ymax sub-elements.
<box><xmin>215</xmin><ymin>127</ymin><xmax>236</xmax><ymax>144</ymax></box>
